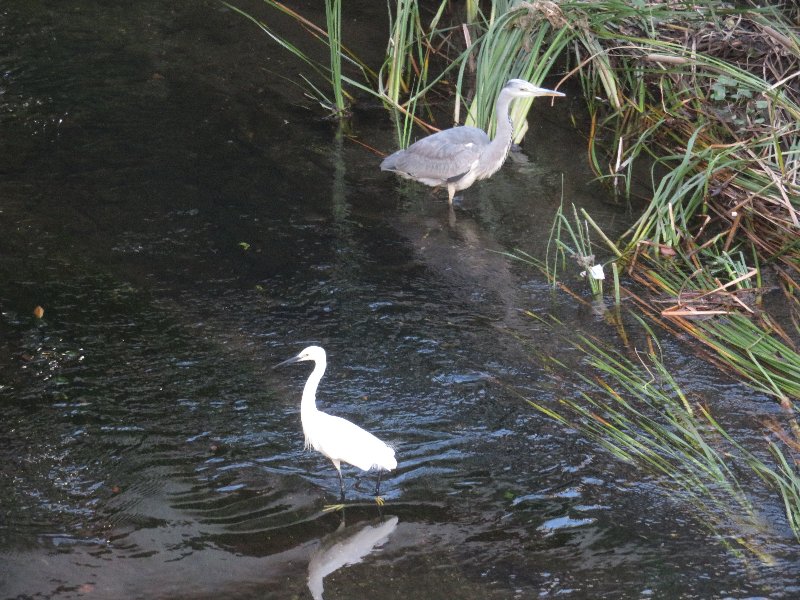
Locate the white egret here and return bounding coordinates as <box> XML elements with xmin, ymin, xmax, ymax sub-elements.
<box><xmin>381</xmin><ymin>79</ymin><xmax>565</xmax><ymax>205</ymax></box>
<box><xmin>274</xmin><ymin>346</ymin><xmax>397</xmax><ymax>500</ymax></box>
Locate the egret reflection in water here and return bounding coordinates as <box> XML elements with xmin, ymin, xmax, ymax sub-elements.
<box><xmin>307</xmin><ymin>514</ymin><xmax>399</xmax><ymax>600</ymax></box>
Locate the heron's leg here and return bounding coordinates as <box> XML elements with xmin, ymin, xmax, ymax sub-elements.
<box><xmin>447</xmin><ymin>184</ymin><xmax>455</xmax><ymax>205</ymax></box>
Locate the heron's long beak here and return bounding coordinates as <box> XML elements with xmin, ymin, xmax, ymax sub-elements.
<box><xmin>534</xmin><ymin>87</ymin><xmax>565</xmax><ymax>97</ymax></box>
<box><xmin>273</xmin><ymin>354</ymin><xmax>302</xmax><ymax>369</ymax></box>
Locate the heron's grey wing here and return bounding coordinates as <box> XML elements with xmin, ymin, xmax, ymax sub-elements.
<box><xmin>380</xmin><ymin>126</ymin><xmax>489</xmax><ymax>186</ymax></box>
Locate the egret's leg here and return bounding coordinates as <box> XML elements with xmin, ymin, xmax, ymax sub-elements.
<box><xmin>447</xmin><ymin>184</ymin><xmax>455</xmax><ymax>205</ymax></box>
<box><xmin>374</xmin><ymin>470</ymin><xmax>383</xmax><ymax>497</ymax></box>
<box><xmin>330</xmin><ymin>459</ymin><xmax>345</xmax><ymax>501</ymax></box>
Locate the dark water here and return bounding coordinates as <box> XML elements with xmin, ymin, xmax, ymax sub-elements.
<box><xmin>1</xmin><ymin>2</ymin><xmax>799</xmax><ymax>598</ymax></box>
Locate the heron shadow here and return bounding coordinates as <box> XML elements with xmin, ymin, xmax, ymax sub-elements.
<box><xmin>390</xmin><ymin>203</ymin><xmax>530</xmax><ymax>329</ymax></box>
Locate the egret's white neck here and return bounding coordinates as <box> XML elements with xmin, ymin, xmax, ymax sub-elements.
<box><xmin>301</xmin><ymin>357</ymin><xmax>327</xmax><ymax>416</ymax></box>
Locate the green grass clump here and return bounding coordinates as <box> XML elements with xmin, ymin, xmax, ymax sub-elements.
<box><xmin>524</xmin><ymin>315</ymin><xmax>800</xmax><ymax>552</ymax></box>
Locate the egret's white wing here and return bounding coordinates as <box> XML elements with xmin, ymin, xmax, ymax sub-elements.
<box><xmin>305</xmin><ymin>411</ymin><xmax>397</xmax><ymax>472</ymax></box>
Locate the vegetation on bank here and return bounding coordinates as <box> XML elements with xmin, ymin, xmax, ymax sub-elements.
<box><xmin>230</xmin><ymin>0</ymin><xmax>799</xmax><ymax>552</ymax></box>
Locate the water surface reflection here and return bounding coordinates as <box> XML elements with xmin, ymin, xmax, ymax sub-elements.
<box><xmin>307</xmin><ymin>512</ymin><xmax>398</xmax><ymax>600</ymax></box>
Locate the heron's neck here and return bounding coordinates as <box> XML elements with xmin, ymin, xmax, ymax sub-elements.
<box><xmin>485</xmin><ymin>90</ymin><xmax>516</xmax><ymax>176</ymax></box>
<box><xmin>301</xmin><ymin>358</ymin><xmax>326</xmax><ymax>415</ymax></box>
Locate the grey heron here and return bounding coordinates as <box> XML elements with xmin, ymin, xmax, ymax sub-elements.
<box><xmin>274</xmin><ymin>346</ymin><xmax>397</xmax><ymax>500</ymax></box>
<box><xmin>380</xmin><ymin>79</ymin><xmax>565</xmax><ymax>205</ymax></box>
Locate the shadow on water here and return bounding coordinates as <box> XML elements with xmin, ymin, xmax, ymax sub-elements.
<box><xmin>2</xmin><ymin>1</ymin><xmax>800</xmax><ymax>599</ymax></box>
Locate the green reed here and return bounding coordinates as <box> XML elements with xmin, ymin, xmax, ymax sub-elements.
<box><xmin>522</xmin><ymin>314</ymin><xmax>799</xmax><ymax>552</ymax></box>
<box><xmin>325</xmin><ymin>0</ymin><xmax>345</xmax><ymax>115</ymax></box>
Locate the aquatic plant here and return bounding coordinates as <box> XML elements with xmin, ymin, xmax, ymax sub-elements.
<box><xmin>324</xmin><ymin>0</ymin><xmax>345</xmax><ymax>115</ymax></box>
<box><xmin>520</xmin><ymin>314</ymin><xmax>800</xmax><ymax>552</ymax></box>
<box><xmin>379</xmin><ymin>0</ymin><xmax>450</xmax><ymax>147</ymax></box>
<box><xmin>223</xmin><ymin>0</ymin><xmax>375</xmax><ymax>116</ymax></box>
<box><xmin>458</xmin><ymin>1</ymin><xmax>571</xmax><ymax>142</ymax></box>
<box><xmin>563</xmin><ymin>1</ymin><xmax>800</xmax><ymax>310</ymax></box>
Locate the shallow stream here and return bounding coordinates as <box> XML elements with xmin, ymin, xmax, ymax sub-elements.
<box><xmin>2</xmin><ymin>2</ymin><xmax>799</xmax><ymax>598</ymax></box>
